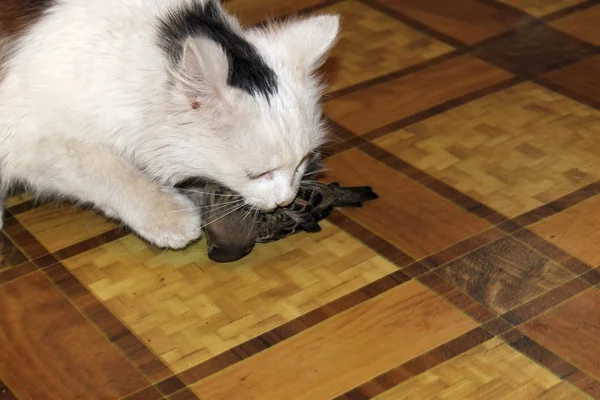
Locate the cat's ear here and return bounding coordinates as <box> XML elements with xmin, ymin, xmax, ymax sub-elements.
<box><xmin>273</xmin><ymin>14</ymin><xmax>340</xmax><ymax>72</ymax></box>
<box><xmin>177</xmin><ymin>37</ymin><xmax>229</xmax><ymax>102</ymax></box>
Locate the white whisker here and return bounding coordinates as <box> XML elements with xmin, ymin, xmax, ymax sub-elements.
<box><xmin>164</xmin><ymin>186</ymin><xmax>242</xmax><ymax>198</ymax></box>
<box><xmin>303</xmin><ymin>168</ymin><xmax>330</xmax><ymax>177</ymax></box>
<box><xmin>168</xmin><ymin>199</ymin><xmax>244</xmax><ymax>213</ymax></box>
<box><xmin>196</xmin><ymin>203</ymin><xmax>247</xmax><ymax>233</ymax></box>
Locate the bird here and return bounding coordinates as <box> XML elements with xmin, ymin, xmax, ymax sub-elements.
<box><xmin>181</xmin><ymin>169</ymin><xmax>378</xmax><ymax>263</ymax></box>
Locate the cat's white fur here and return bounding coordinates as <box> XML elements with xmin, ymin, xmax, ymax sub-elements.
<box><xmin>0</xmin><ymin>0</ymin><xmax>339</xmax><ymax>248</ymax></box>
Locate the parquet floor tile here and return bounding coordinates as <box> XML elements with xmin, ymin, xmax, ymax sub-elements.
<box><xmin>544</xmin><ymin>55</ymin><xmax>600</xmax><ymax>105</ymax></box>
<box><xmin>0</xmin><ymin>233</ymin><xmax>27</xmax><ymax>270</ymax></box>
<box><xmin>497</xmin><ymin>0</ymin><xmax>586</xmax><ymax>17</ymax></box>
<box><xmin>475</xmin><ymin>23</ymin><xmax>594</xmax><ymax>78</ymax></box>
<box><xmin>3</xmin><ymin>0</ymin><xmax>600</xmax><ymax>397</ymax></box>
<box><xmin>14</xmin><ymin>203</ymin><xmax>118</xmax><ymax>253</ymax></box>
<box><xmin>374</xmin><ymin>338</ymin><xmax>589</xmax><ymax>399</ymax></box>
<box><xmin>375</xmin><ymin>82</ymin><xmax>600</xmax><ymax>217</ymax></box>
<box><xmin>0</xmin><ymin>272</ymin><xmax>149</xmax><ymax>399</ymax></box>
<box><xmin>3</xmin><ymin>192</ymin><xmax>31</xmax><ymax>209</ymax></box>
<box><xmin>531</xmin><ymin>195</ymin><xmax>600</xmax><ymax>268</ymax></box>
<box><xmin>192</xmin><ymin>280</ymin><xmax>477</xmax><ymax>400</ymax></box>
<box><xmin>522</xmin><ymin>289</ymin><xmax>600</xmax><ymax>381</ymax></box>
<box><xmin>550</xmin><ymin>4</ymin><xmax>600</xmax><ymax>45</ymax></box>
<box><xmin>324</xmin><ymin>55</ymin><xmax>513</xmax><ymax>135</ymax></box>
<box><xmin>61</xmin><ymin>221</ymin><xmax>398</xmax><ymax>373</ymax></box>
<box><xmin>318</xmin><ymin>1</ymin><xmax>454</xmax><ymax>93</ymax></box>
<box><xmin>437</xmin><ymin>236</ymin><xmax>574</xmax><ymax>314</ymax></box>
<box><xmin>372</xmin><ymin>0</ymin><xmax>523</xmax><ymax>45</ymax></box>
<box><xmin>324</xmin><ymin>148</ymin><xmax>490</xmax><ymax>259</ymax></box>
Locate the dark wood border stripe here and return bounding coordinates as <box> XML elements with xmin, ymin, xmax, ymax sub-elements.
<box><xmin>359</xmin><ymin>142</ymin><xmax>508</xmax><ymax>224</ymax></box>
<box><xmin>1</xmin><ymin>219</ymin><xmax>176</xmax><ymax>387</ymax></box>
<box><xmin>513</xmin><ymin>229</ymin><xmax>592</xmax><ymax>275</ymax></box>
<box><xmin>43</xmin><ymin>262</ymin><xmax>175</xmax><ymax>384</ymax></box>
<box><xmin>502</xmin><ymin>277</ymin><xmax>591</xmax><ymax>326</ymax></box>
<box><xmin>0</xmin><ymin>377</ymin><xmax>18</xmax><ymax>400</ymax></box>
<box><xmin>155</xmin><ymin>375</ymin><xmax>187</xmax><ymax>397</ymax></box>
<box><xmin>328</xmin><ymin>211</ymin><xmax>415</xmax><ymax>267</ymax></box>
<box><xmin>52</xmin><ymin>227</ymin><xmax>129</xmax><ymax>260</ymax></box>
<box><xmin>418</xmin><ymin>272</ymin><xmax>497</xmax><ymax>323</ymax></box>
<box><xmin>5</xmin><ymin>199</ymin><xmax>36</xmax><ymax>216</ymax></box>
<box><xmin>121</xmin><ymin>384</ymin><xmax>165</xmax><ymax>400</ymax></box>
<box><xmin>481</xmin><ymin>317</ymin><xmax>514</xmax><ymax>336</ymax></box>
<box><xmin>473</xmin><ymin>0</ymin><xmax>532</xmax><ymax>18</ymax></box>
<box><xmin>0</xmin><ymin>2</ymin><xmax>597</xmax><ymax>397</ymax></box>
<box><xmin>543</xmin><ymin>0</ymin><xmax>600</xmax><ymax>21</ymax></box>
<box><xmin>168</xmin><ymin>387</ymin><xmax>201</xmax><ymax>400</ymax></box>
<box><xmin>335</xmin><ymin>327</ymin><xmax>493</xmax><ymax>399</ymax></box>
<box><xmin>178</xmin><ymin>271</ymin><xmax>411</xmax><ymax>385</ymax></box>
<box><xmin>325</xmin><ymin>49</ymin><xmax>465</xmax><ymax>101</ymax></box>
<box><xmin>2</xmin><ymin>217</ymin><xmax>49</xmax><ymax>259</ymax></box>
<box><xmin>322</xmin><ymin>118</ymin><xmax>370</xmax><ymax>159</ymax></box>
<box><xmin>361</xmin><ymin>0</ymin><xmax>472</xmax><ymax>51</ymax></box>
<box><xmin>511</xmin><ymin>181</ymin><xmax>600</xmax><ymax>228</ymax></box>
<box><xmin>361</xmin><ymin>76</ymin><xmax>524</xmax><ymax>142</ymax></box>
<box><xmin>580</xmin><ymin>267</ymin><xmax>600</xmax><ymax>286</ymax></box>
<box><xmin>419</xmin><ymin>228</ymin><xmax>505</xmax><ymax>270</ymax></box>
<box><xmin>502</xmin><ymin>329</ymin><xmax>600</xmax><ymax>398</ymax></box>
<box><xmin>536</xmin><ymin>76</ymin><xmax>600</xmax><ymax>111</ymax></box>
<box><xmin>0</xmin><ymin>261</ymin><xmax>37</xmax><ymax>285</ymax></box>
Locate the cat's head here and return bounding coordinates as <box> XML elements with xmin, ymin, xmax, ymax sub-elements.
<box><xmin>161</xmin><ymin>0</ymin><xmax>339</xmax><ymax>210</ymax></box>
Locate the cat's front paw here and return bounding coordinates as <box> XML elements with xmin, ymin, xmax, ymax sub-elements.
<box><xmin>128</xmin><ymin>190</ymin><xmax>202</xmax><ymax>249</ymax></box>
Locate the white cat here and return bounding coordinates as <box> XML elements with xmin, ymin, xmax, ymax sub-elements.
<box><xmin>0</xmin><ymin>0</ymin><xmax>339</xmax><ymax>248</ymax></box>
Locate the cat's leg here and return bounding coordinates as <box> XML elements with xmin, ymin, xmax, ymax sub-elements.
<box><xmin>17</xmin><ymin>143</ymin><xmax>202</xmax><ymax>249</ymax></box>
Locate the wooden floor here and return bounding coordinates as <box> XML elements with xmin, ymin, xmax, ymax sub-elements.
<box><xmin>2</xmin><ymin>0</ymin><xmax>600</xmax><ymax>399</ymax></box>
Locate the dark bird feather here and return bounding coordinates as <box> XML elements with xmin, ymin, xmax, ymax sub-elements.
<box><xmin>182</xmin><ymin>169</ymin><xmax>378</xmax><ymax>263</ymax></box>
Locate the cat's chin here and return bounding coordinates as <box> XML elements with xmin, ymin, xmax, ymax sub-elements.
<box><xmin>245</xmin><ymin>199</ymin><xmax>277</xmax><ymax>212</ymax></box>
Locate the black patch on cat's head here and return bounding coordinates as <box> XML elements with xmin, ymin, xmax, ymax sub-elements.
<box><xmin>157</xmin><ymin>0</ymin><xmax>278</xmax><ymax>99</ymax></box>
<box><xmin>1</xmin><ymin>0</ymin><xmax>56</xmax><ymax>37</ymax></box>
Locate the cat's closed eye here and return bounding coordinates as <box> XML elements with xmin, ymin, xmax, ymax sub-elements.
<box><xmin>247</xmin><ymin>170</ymin><xmax>274</xmax><ymax>180</ymax></box>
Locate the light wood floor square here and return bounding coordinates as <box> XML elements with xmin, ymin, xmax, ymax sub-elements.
<box><xmin>375</xmin><ymin>338</ymin><xmax>589</xmax><ymax>399</ymax></box>
<box><xmin>15</xmin><ymin>203</ymin><xmax>117</xmax><ymax>253</ymax></box>
<box><xmin>61</xmin><ymin>221</ymin><xmax>398</xmax><ymax>373</ymax></box>
<box><xmin>497</xmin><ymin>0</ymin><xmax>585</xmax><ymax>17</ymax></box>
<box><xmin>375</xmin><ymin>82</ymin><xmax>600</xmax><ymax>218</ymax></box>
<box><xmin>319</xmin><ymin>1</ymin><xmax>453</xmax><ymax>92</ymax></box>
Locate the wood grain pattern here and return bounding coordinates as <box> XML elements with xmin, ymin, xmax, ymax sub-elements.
<box><xmin>62</xmin><ymin>221</ymin><xmax>397</xmax><ymax>373</ymax></box>
<box><xmin>0</xmin><ymin>233</ymin><xmax>27</xmax><ymax>270</ymax></box>
<box><xmin>531</xmin><ymin>194</ymin><xmax>600</xmax><ymax>267</ymax></box>
<box><xmin>437</xmin><ymin>237</ymin><xmax>573</xmax><ymax>314</ymax></box>
<box><xmin>522</xmin><ymin>289</ymin><xmax>600</xmax><ymax>381</ymax></box>
<box><xmin>544</xmin><ymin>55</ymin><xmax>600</xmax><ymax>106</ymax></box>
<box><xmin>373</xmin><ymin>338</ymin><xmax>589</xmax><ymax>399</ymax></box>
<box><xmin>375</xmin><ymin>82</ymin><xmax>600</xmax><ymax>217</ymax></box>
<box><xmin>0</xmin><ymin>272</ymin><xmax>148</xmax><ymax>400</ymax></box>
<box><xmin>192</xmin><ymin>281</ymin><xmax>477</xmax><ymax>400</ymax></box>
<box><xmin>325</xmin><ymin>148</ymin><xmax>490</xmax><ymax>259</ymax></box>
<box><xmin>15</xmin><ymin>203</ymin><xmax>118</xmax><ymax>253</ymax></box>
<box><xmin>373</xmin><ymin>0</ymin><xmax>522</xmax><ymax>44</ymax></box>
<box><xmin>2</xmin><ymin>0</ymin><xmax>600</xmax><ymax>397</ymax></box>
<box><xmin>498</xmin><ymin>0</ymin><xmax>586</xmax><ymax>17</ymax></box>
<box><xmin>476</xmin><ymin>23</ymin><xmax>594</xmax><ymax>78</ymax></box>
<box><xmin>324</xmin><ymin>55</ymin><xmax>513</xmax><ymax>135</ymax></box>
<box><xmin>550</xmin><ymin>4</ymin><xmax>600</xmax><ymax>45</ymax></box>
<box><xmin>318</xmin><ymin>1</ymin><xmax>453</xmax><ymax>93</ymax></box>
